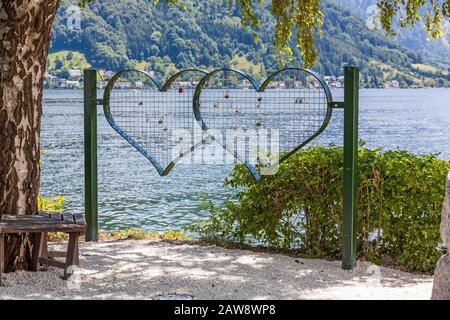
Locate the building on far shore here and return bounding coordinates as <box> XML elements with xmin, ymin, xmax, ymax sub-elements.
<box><xmin>44</xmin><ymin>73</ymin><xmax>81</xmax><ymax>89</ymax></box>
<box><xmin>67</xmin><ymin>69</ymin><xmax>82</xmax><ymax>80</ymax></box>
<box><xmin>384</xmin><ymin>80</ymin><xmax>400</xmax><ymax>89</ymax></box>
<box><xmin>63</xmin><ymin>80</ymin><xmax>82</xmax><ymax>89</ymax></box>
<box><xmin>323</xmin><ymin>76</ymin><xmax>344</xmax><ymax>88</ymax></box>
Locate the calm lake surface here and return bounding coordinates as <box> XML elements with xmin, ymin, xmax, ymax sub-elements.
<box><xmin>40</xmin><ymin>88</ymin><xmax>450</xmax><ymax>231</ymax></box>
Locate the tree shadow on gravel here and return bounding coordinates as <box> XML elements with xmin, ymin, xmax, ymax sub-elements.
<box><xmin>0</xmin><ymin>240</ymin><xmax>432</xmax><ymax>300</ymax></box>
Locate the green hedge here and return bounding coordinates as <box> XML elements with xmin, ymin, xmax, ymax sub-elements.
<box><xmin>189</xmin><ymin>144</ymin><xmax>450</xmax><ymax>273</ymax></box>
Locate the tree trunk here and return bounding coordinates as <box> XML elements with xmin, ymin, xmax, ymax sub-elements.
<box><xmin>0</xmin><ymin>0</ymin><xmax>60</xmax><ymax>271</ymax></box>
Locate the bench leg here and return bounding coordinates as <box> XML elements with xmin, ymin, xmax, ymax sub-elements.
<box><xmin>31</xmin><ymin>233</ymin><xmax>44</xmax><ymax>272</ymax></box>
<box><xmin>63</xmin><ymin>232</ymin><xmax>80</xmax><ymax>280</ymax></box>
<box><xmin>0</xmin><ymin>233</ymin><xmax>4</xmax><ymax>286</ymax></box>
<box><xmin>41</xmin><ymin>233</ymin><xmax>48</xmax><ymax>260</ymax></box>
<box><xmin>74</xmin><ymin>241</ymin><xmax>80</xmax><ymax>266</ymax></box>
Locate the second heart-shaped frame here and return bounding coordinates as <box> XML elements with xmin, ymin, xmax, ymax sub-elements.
<box><xmin>193</xmin><ymin>68</ymin><xmax>334</xmax><ymax>181</ymax></box>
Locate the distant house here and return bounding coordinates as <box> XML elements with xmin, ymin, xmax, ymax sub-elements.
<box><xmin>173</xmin><ymin>81</ymin><xmax>192</xmax><ymax>88</ymax></box>
<box><xmin>323</xmin><ymin>75</ymin><xmax>344</xmax><ymax>89</ymax></box>
<box><xmin>267</xmin><ymin>81</ymin><xmax>286</xmax><ymax>89</ymax></box>
<box><xmin>68</xmin><ymin>69</ymin><xmax>82</xmax><ymax>80</ymax></box>
<box><xmin>384</xmin><ymin>80</ymin><xmax>400</xmax><ymax>88</ymax></box>
<box><xmin>307</xmin><ymin>80</ymin><xmax>321</xmax><ymax>89</ymax></box>
<box><xmin>116</xmin><ymin>81</ymin><xmax>132</xmax><ymax>89</ymax></box>
<box><xmin>64</xmin><ymin>80</ymin><xmax>82</xmax><ymax>89</ymax></box>
<box><xmin>294</xmin><ymin>80</ymin><xmax>305</xmax><ymax>88</ymax></box>
<box><xmin>44</xmin><ymin>73</ymin><xmax>59</xmax><ymax>88</ymax></box>
<box><xmin>134</xmin><ymin>81</ymin><xmax>144</xmax><ymax>88</ymax></box>
<box><xmin>103</xmin><ymin>70</ymin><xmax>115</xmax><ymax>78</ymax></box>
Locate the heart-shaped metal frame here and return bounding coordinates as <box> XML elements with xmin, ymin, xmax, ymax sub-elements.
<box><xmin>193</xmin><ymin>68</ymin><xmax>334</xmax><ymax>181</ymax></box>
<box><xmin>103</xmin><ymin>68</ymin><xmax>209</xmax><ymax>176</ymax></box>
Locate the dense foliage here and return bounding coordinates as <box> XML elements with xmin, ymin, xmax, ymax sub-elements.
<box><xmin>189</xmin><ymin>144</ymin><xmax>450</xmax><ymax>272</ymax></box>
<box><xmin>37</xmin><ymin>195</ymin><xmax>65</xmax><ymax>212</ymax></box>
<box><xmin>52</xmin><ymin>0</ymin><xmax>450</xmax><ymax>87</ymax></box>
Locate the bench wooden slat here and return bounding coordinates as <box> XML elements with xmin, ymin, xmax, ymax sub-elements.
<box><xmin>38</xmin><ymin>212</ymin><xmax>86</xmax><ymax>225</ymax></box>
<box><xmin>38</xmin><ymin>257</ymin><xmax>66</xmax><ymax>269</ymax></box>
<box><xmin>0</xmin><ymin>215</ymin><xmax>86</xmax><ymax>233</ymax></box>
<box><xmin>48</xmin><ymin>251</ymin><xmax>67</xmax><ymax>258</ymax></box>
<box><xmin>73</xmin><ymin>213</ymin><xmax>86</xmax><ymax>226</ymax></box>
<box><xmin>38</xmin><ymin>212</ymin><xmax>62</xmax><ymax>220</ymax></box>
<box><xmin>62</xmin><ymin>213</ymin><xmax>74</xmax><ymax>223</ymax></box>
<box><xmin>49</xmin><ymin>213</ymin><xmax>62</xmax><ymax>220</ymax></box>
<box><xmin>0</xmin><ymin>225</ymin><xmax>85</xmax><ymax>233</ymax></box>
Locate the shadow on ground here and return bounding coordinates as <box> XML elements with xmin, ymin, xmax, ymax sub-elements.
<box><xmin>0</xmin><ymin>240</ymin><xmax>433</xmax><ymax>300</ymax></box>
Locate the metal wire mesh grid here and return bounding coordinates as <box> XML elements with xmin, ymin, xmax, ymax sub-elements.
<box><xmin>107</xmin><ymin>70</ymin><xmax>206</xmax><ymax>172</ymax></box>
<box><xmin>198</xmin><ymin>69</ymin><xmax>330</xmax><ymax>168</ymax></box>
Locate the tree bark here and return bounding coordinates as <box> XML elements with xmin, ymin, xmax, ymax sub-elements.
<box><xmin>0</xmin><ymin>0</ymin><xmax>60</xmax><ymax>271</ymax></box>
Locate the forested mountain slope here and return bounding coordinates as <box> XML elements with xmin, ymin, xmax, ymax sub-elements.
<box><xmin>334</xmin><ymin>0</ymin><xmax>450</xmax><ymax>69</ymax></box>
<box><xmin>49</xmin><ymin>0</ymin><xmax>450</xmax><ymax>87</ymax></box>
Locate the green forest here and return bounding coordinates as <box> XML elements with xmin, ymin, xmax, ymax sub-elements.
<box><xmin>50</xmin><ymin>0</ymin><xmax>450</xmax><ymax>87</ymax></box>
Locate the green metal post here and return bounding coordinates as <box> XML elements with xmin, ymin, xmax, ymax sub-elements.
<box><xmin>84</xmin><ymin>69</ymin><xmax>98</xmax><ymax>241</ymax></box>
<box><xmin>342</xmin><ymin>66</ymin><xmax>359</xmax><ymax>270</ymax></box>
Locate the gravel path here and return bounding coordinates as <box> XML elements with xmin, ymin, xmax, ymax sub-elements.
<box><xmin>0</xmin><ymin>240</ymin><xmax>433</xmax><ymax>300</ymax></box>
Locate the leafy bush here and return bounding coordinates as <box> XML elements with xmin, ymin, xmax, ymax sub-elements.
<box><xmin>37</xmin><ymin>195</ymin><xmax>66</xmax><ymax>241</ymax></box>
<box><xmin>189</xmin><ymin>144</ymin><xmax>450</xmax><ymax>272</ymax></box>
<box><xmin>37</xmin><ymin>195</ymin><xmax>65</xmax><ymax>212</ymax></box>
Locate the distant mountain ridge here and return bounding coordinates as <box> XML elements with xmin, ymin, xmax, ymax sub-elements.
<box><xmin>49</xmin><ymin>0</ymin><xmax>450</xmax><ymax>87</ymax></box>
<box><xmin>333</xmin><ymin>0</ymin><xmax>450</xmax><ymax>68</ymax></box>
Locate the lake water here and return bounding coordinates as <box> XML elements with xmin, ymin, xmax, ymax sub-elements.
<box><xmin>40</xmin><ymin>89</ymin><xmax>450</xmax><ymax>231</ymax></box>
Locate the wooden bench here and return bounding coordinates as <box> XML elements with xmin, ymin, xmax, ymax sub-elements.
<box><xmin>0</xmin><ymin>213</ymin><xmax>86</xmax><ymax>285</ymax></box>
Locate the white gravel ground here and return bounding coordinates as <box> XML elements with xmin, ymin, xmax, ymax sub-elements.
<box><xmin>0</xmin><ymin>240</ymin><xmax>433</xmax><ymax>300</ymax></box>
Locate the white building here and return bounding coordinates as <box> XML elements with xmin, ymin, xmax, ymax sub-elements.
<box><xmin>384</xmin><ymin>80</ymin><xmax>400</xmax><ymax>88</ymax></box>
<box><xmin>68</xmin><ymin>69</ymin><xmax>82</xmax><ymax>80</ymax></box>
